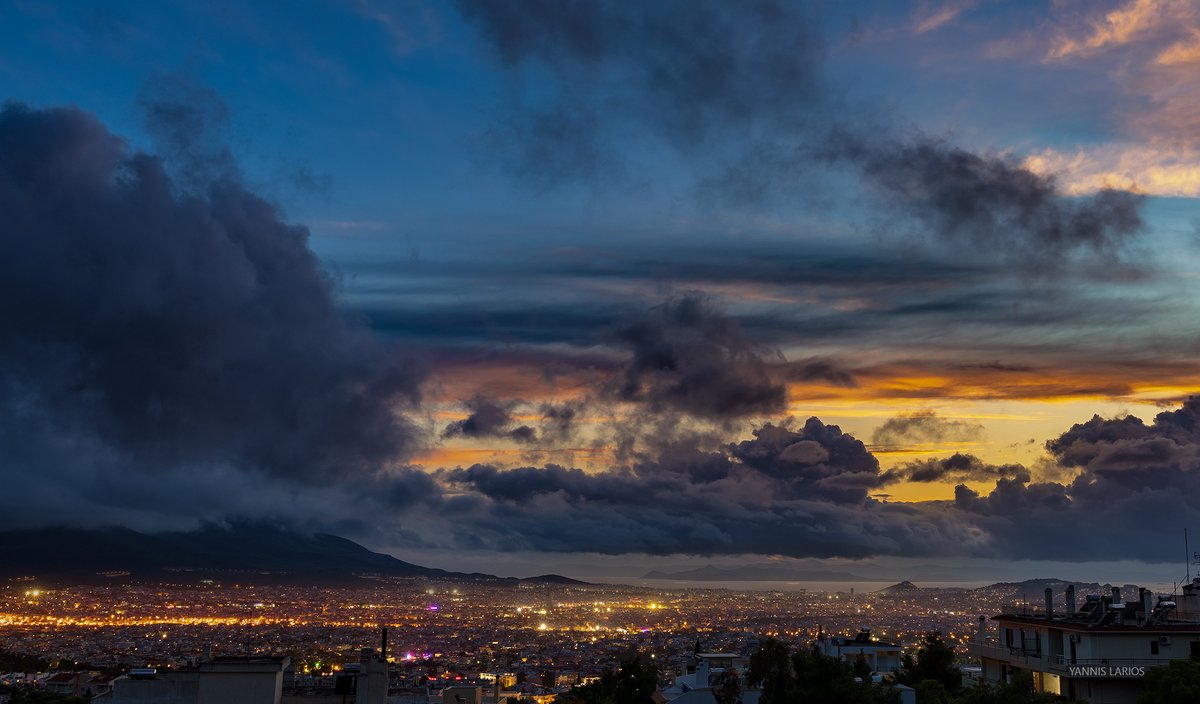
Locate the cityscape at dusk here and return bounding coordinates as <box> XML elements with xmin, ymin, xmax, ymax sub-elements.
<box><xmin>3</xmin><ymin>1</ymin><xmax>1200</xmax><ymax>702</ymax></box>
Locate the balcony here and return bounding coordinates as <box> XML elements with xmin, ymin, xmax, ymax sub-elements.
<box><xmin>966</xmin><ymin>641</ymin><xmax>1173</xmax><ymax>675</ymax></box>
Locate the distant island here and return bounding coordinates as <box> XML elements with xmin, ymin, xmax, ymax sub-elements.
<box><xmin>641</xmin><ymin>564</ymin><xmax>876</xmax><ymax>582</ymax></box>
<box><xmin>639</xmin><ymin>568</ymin><xmax>1124</xmax><ymax>599</ymax></box>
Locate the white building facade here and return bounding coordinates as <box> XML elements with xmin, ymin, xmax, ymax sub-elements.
<box><xmin>968</xmin><ymin>581</ymin><xmax>1200</xmax><ymax>704</ymax></box>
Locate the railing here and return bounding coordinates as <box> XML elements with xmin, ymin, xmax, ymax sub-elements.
<box><xmin>966</xmin><ymin>641</ymin><xmax>1033</xmax><ymax>662</ymax></box>
<box><xmin>966</xmin><ymin>641</ymin><xmax>1173</xmax><ymax>673</ymax></box>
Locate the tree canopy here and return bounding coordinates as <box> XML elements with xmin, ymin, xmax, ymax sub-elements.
<box><xmin>1138</xmin><ymin>658</ymin><xmax>1200</xmax><ymax>704</ymax></box>
<box><xmin>746</xmin><ymin>639</ymin><xmax>900</xmax><ymax>704</ymax></box>
<box><xmin>558</xmin><ymin>656</ymin><xmax>657</xmax><ymax>704</ymax></box>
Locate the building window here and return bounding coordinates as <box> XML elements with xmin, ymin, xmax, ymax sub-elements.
<box><xmin>1151</xmin><ymin>640</ymin><xmax>1160</xmax><ymax>655</ymax></box>
<box><xmin>1191</xmin><ymin>641</ymin><xmax>1200</xmax><ymax>657</ymax></box>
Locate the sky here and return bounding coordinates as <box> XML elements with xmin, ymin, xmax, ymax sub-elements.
<box><xmin>3</xmin><ymin>0</ymin><xmax>1200</xmax><ymax>583</ymax></box>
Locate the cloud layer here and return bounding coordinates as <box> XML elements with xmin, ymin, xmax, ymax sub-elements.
<box><xmin>420</xmin><ymin>398</ymin><xmax>1200</xmax><ymax>562</ymax></box>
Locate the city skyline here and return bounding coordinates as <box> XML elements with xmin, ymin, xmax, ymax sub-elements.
<box><xmin>3</xmin><ymin>0</ymin><xmax>1200</xmax><ymax>580</ymax></box>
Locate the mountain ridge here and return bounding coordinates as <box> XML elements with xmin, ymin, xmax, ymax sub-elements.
<box><xmin>0</xmin><ymin>524</ymin><xmax>586</xmax><ymax>586</ymax></box>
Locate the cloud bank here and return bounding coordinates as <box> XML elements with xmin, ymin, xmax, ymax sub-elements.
<box><xmin>0</xmin><ymin>101</ymin><xmax>422</xmax><ymax>527</ymax></box>
<box><xmin>421</xmin><ymin>398</ymin><xmax>1200</xmax><ymax>562</ymax></box>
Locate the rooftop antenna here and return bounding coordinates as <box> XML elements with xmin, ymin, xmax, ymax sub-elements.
<box><xmin>1187</xmin><ymin>528</ymin><xmax>1191</xmax><ymax>584</ymax></box>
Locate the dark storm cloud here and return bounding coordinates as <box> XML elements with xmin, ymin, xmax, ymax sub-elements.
<box><xmin>537</xmin><ymin>400</ymin><xmax>583</xmax><ymax>442</ymax></box>
<box><xmin>871</xmin><ymin>410</ymin><xmax>985</xmax><ymax>446</ymax></box>
<box><xmin>0</xmin><ymin>101</ymin><xmax>421</xmax><ymax>512</ymax></box>
<box><xmin>402</xmin><ymin>398</ymin><xmax>1200</xmax><ymax>562</ymax></box>
<box><xmin>1044</xmin><ymin>399</ymin><xmax>1200</xmax><ymax>489</ymax></box>
<box><xmin>729</xmin><ymin>418</ymin><xmax>880</xmax><ymax>502</ymax></box>
<box><xmin>829</xmin><ymin>135</ymin><xmax>1147</xmax><ymax>264</ymax></box>
<box><xmin>361</xmin><ymin>301</ymin><xmax>626</xmax><ymax>346</ymax></box>
<box><xmin>713</xmin><ymin>133</ymin><xmax>1149</xmax><ymax>268</ymax></box>
<box><xmin>442</xmin><ymin>396</ymin><xmax>537</xmax><ymax>443</ymax></box>
<box><xmin>787</xmin><ymin>358</ymin><xmax>859</xmax><ymax>388</ymax></box>
<box><xmin>352</xmin><ymin>234</ymin><xmax>1175</xmax><ymax>360</ymax></box>
<box><xmin>445</xmin><ymin>464</ymin><xmax>659</xmax><ymax>506</ymax></box>
<box><xmin>458</xmin><ymin>0</ymin><xmax>825</xmax><ymax>185</ymax></box>
<box><xmin>949</xmin><ymin>397</ymin><xmax>1200</xmax><ymax>560</ymax></box>
<box><xmin>458</xmin><ymin>1</ymin><xmax>1149</xmax><ymax>272</ymax></box>
<box><xmin>879</xmin><ymin>453</ymin><xmax>1025</xmax><ymax>485</ymax></box>
<box><xmin>608</xmin><ymin>295</ymin><xmax>787</xmax><ymax>418</ymax></box>
<box><xmin>349</xmin><ymin>244</ymin><xmax>994</xmax><ymax>291</ymax></box>
<box><xmin>352</xmin><ymin>246</ymin><xmax>1004</xmax><ymax>352</ymax></box>
<box><xmin>437</xmin><ymin>417</ymin><xmax>974</xmax><ymax>558</ymax></box>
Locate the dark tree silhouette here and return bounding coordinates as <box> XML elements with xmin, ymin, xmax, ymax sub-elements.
<box><xmin>1138</xmin><ymin>658</ymin><xmax>1200</xmax><ymax>704</ymax></box>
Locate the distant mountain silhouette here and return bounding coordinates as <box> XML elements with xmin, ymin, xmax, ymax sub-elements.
<box><xmin>641</xmin><ymin>564</ymin><xmax>873</xmax><ymax>582</ymax></box>
<box><xmin>0</xmin><ymin>524</ymin><xmax>586</xmax><ymax>586</ymax></box>
<box><xmin>519</xmin><ymin>574</ymin><xmax>590</xmax><ymax>585</ymax></box>
<box><xmin>876</xmin><ymin>580</ymin><xmax>922</xmax><ymax>594</ymax></box>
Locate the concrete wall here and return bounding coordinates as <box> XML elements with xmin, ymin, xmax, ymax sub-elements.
<box><xmin>112</xmin><ymin>673</ymin><xmax>200</xmax><ymax>704</ymax></box>
<box><xmin>196</xmin><ymin>671</ymin><xmax>283</xmax><ymax>704</ymax></box>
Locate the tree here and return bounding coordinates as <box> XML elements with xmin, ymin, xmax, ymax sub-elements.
<box><xmin>792</xmin><ymin>647</ymin><xmax>900</xmax><ymax>704</ymax></box>
<box><xmin>1139</xmin><ymin>659</ymin><xmax>1200</xmax><ymax>704</ymax></box>
<box><xmin>913</xmin><ymin>679</ymin><xmax>954</xmax><ymax>704</ymax></box>
<box><xmin>853</xmin><ymin>655</ymin><xmax>873</xmax><ymax>682</ymax></box>
<box><xmin>0</xmin><ymin>648</ymin><xmax>50</xmax><ymax>673</ymax></box>
<box><xmin>748</xmin><ymin>640</ymin><xmax>899</xmax><ymax>704</ymax></box>
<box><xmin>559</xmin><ymin>656</ymin><xmax>657</xmax><ymax>704</ymax></box>
<box><xmin>900</xmin><ymin>631</ymin><xmax>960</xmax><ymax>692</ymax></box>
<box><xmin>713</xmin><ymin>668</ymin><xmax>743</xmax><ymax>704</ymax></box>
<box><xmin>747</xmin><ymin>638</ymin><xmax>795</xmax><ymax>704</ymax></box>
<box><xmin>958</xmin><ymin>672</ymin><xmax>1056</xmax><ymax>704</ymax></box>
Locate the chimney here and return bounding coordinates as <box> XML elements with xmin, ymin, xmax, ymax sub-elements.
<box><xmin>977</xmin><ymin>616</ymin><xmax>986</xmax><ymax>643</ymax></box>
<box><xmin>1066</xmin><ymin>585</ymin><xmax>1076</xmax><ymax>617</ymax></box>
<box><xmin>381</xmin><ymin>627</ymin><xmax>388</xmax><ymax>661</ymax></box>
<box><xmin>1045</xmin><ymin>588</ymin><xmax>1054</xmax><ymax>619</ymax></box>
<box><xmin>1112</xmin><ymin>586</ymin><xmax>1121</xmax><ymax>603</ymax></box>
<box><xmin>1143</xmin><ymin>590</ymin><xmax>1154</xmax><ymax>625</ymax></box>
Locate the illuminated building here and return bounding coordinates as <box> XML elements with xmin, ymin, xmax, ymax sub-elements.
<box><xmin>967</xmin><ymin>581</ymin><xmax>1200</xmax><ymax>704</ymax></box>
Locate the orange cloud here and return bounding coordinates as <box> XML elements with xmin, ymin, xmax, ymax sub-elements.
<box><xmin>1024</xmin><ymin>145</ymin><xmax>1200</xmax><ymax>197</ymax></box>
<box><xmin>1031</xmin><ymin>1</ymin><xmax>1200</xmax><ymax>192</ymax></box>
<box><xmin>912</xmin><ymin>1</ymin><xmax>976</xmax><ymax>35</ymax></box>
<box><xmin>414</xmin><ymin>446</ymin><xmax>613</xmax><ymax>469</ymax></box>
<box><xmin>1156</xmin><ymin>29</ymin><xmax>1200</xmax><ymax>64</ymax></box>
<box><xmin>425</xmin><ymin>349</ymin><xmax>605</xmax><ymax>403</ymax></box>
<box><xmin>1047</xmin><ymin>0</ymin><xmax>1191</xmax><ymax>60</ymax></box>
<box><xmin>788</xmin><ymin>358</ymin><xmax>1200</xmax><ymax>404</ymax></box>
